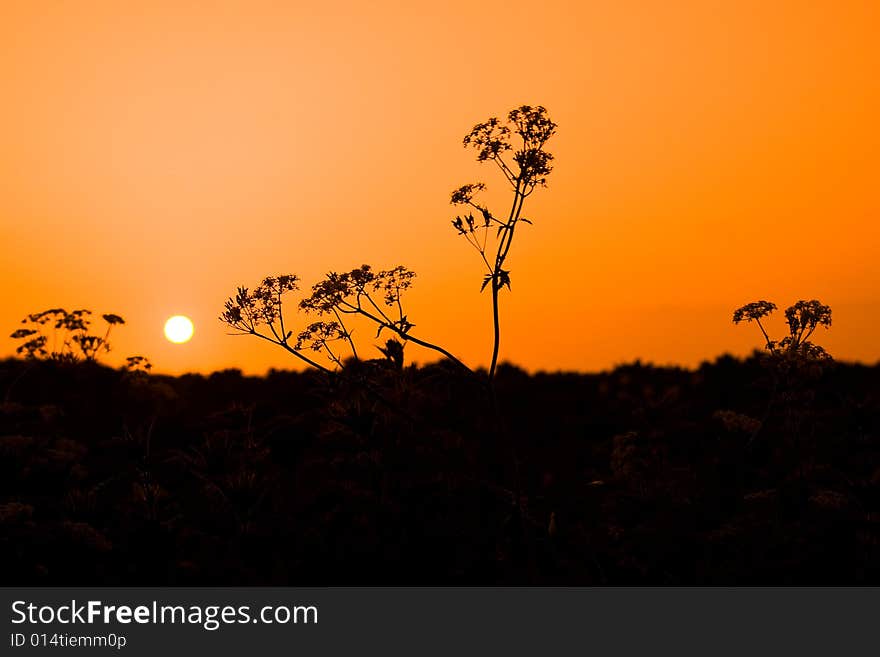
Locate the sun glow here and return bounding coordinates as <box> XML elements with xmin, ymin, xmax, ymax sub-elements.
<box><xmin>164</xmin><ymin>315</ymin><xmax>194</xmax><ymax>344</ymax></box>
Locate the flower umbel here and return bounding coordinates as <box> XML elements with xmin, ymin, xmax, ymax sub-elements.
<box><xmin>732</xmin><ymin>301</ymin><xmax>777</xmax><ymax>324</ymax></box>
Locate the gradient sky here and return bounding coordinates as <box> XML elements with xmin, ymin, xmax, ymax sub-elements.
<box><xmin>2</xmin><ymin>0</ymin><xmax>878</xmax><ymax>374</ymax></box>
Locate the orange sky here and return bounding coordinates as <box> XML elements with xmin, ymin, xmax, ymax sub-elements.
<box><xmin>1</xmin><ymin>0</ymin><xmax>878</xmax><ymax>374</ymax></box>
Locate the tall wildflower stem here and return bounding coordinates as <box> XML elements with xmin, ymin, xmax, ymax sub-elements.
<box><xmin>451</xmin><ymin>105</ymin><xmax>556</xmax><ymax>383</ymax></box>
<box><xmin>755</xmin><ymin>318</ymin><xmax>772</xmax><ymax>351</ymax></box>
<box><xmin>448</xmin><ymin>107</ymin><xmax>556</xmax><ymax>576</ymax></box>
<box><xmin>488</xmin><ymin>181</ymin><xmax>528</xmax><ymax>381</ymax></box>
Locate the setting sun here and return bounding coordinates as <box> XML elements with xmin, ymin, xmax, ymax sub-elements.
<box><xmin>164</xmin><ymin>315</ymin><xmax>194</xmax><ymax>344</ymax></box>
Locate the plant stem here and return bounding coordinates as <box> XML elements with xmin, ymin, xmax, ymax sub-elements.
<box><xmin>488</xmin><ymin>183</ymin><xmax>525</xmax><ymax>382</ymax></box>
<box><xmin>489</xmin><ymin>284</ymin><xmax>502</xmax><ymax>381</ymax></box>
<box><xmin>342</xmin><ymin>303</ymin><xmax>470</xmax><ymax>372</ymax></box>
<box><xmin>244</xmin><ymin>329</ymin><xmax>333</xmax><ymax>374</ymax></box>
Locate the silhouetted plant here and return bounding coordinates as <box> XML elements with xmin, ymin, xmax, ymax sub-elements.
<box><xmin>733</xmin><ymin>299</ymin><xmax>833</xmax><ymax>366</ymax></box>
<box><xmin>10</xmin><ymin>309</ymin><xmax>125</xmax><ymax>363</ymax></box>
<box><xmin>218</xmin><ymin>107</ymin><xmax>558</xmax><ymax>545</ymax></box>
<box><xmin>733</xmin><ymin>299</ymin><xmax>834</xmax><ymax>448</ymax></box>
<box><xmin>221</xmin><ymin>105</ymin><xmax>558</xmax><ymax>384</ymax></box>
<box><xmin>221</xmin><ymin>267</ymin><xmax>468</xmax><ymax>373</ymax></box>
<box><xmin>220</xmin><ymin>275</ymin><xmax>335</xmax><ymax>373</ymax></box>
<box><xmin>300</xmin><ymin>265</ymin><xmax>468</xmax><ymax>370</ymax></box>
<box><xmin>451</xmin><ymin>105</ymin><xmax>557</xmax><ymax>381</ymax></box>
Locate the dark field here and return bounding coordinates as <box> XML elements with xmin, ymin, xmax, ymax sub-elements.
<box><xmin>2</xmin><ymin>355</ymin><xmax>879</xmax><ymax>585</ymax></box>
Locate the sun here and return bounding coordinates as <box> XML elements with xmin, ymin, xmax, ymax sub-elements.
<box><xmin>164</xmin><ymin>315</ymin><xmax>194</xmax><ymax>344</ymax></box>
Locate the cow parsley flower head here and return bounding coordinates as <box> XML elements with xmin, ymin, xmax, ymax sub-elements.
<box><xmin>732</xmin><ymin>301</ymin><xmax>777</xmax><ymax>324</ymax></box>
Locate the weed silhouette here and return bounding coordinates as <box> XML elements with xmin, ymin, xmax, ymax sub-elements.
<box><xmin>451</xmin><ymin>105</ymin><xmax>557</xmax><ymax>382</ymax></box>
<box><xmin>733</xmin><ymin>299</ymin><xmax>835</xmax><ymax>452</ymax></box>
<box><xmin>221</xmin><ymin>105</ymin><xmax>558</xmax><ymax>384</ymax></box>
<box><xmin>221</xmin><ymin>266</ymin><xmax>469</xmax><ymax>376</ymax></box>
<box><xmin>11</xmin><ymin>309</ymin><xmax>125</xmax><ymax>363</ymax></box>
<box><xmin>733</xmin><ymin>299</ymin><xmax>832</xmax><ymax>364</ymax></box>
